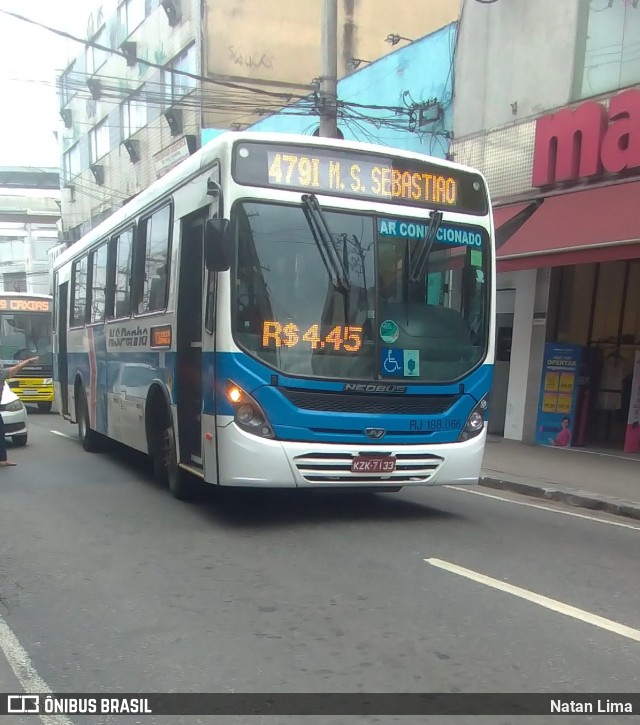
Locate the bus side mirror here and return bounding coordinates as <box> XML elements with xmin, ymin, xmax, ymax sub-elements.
<box><xmin>204</xmin><ymin>218</ymin><xmax>231</xmax><ymax>272</ymax></box>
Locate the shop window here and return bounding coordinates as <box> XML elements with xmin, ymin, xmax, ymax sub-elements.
<box><xmin>575</xmin><ymin>0</ymin><xmax>640</xmax><ymax>99</ymax></box>
<box><xmin>550</xmin><ymin>264</ymin><xmax>596</xmax><ymax>346</ymax></box>
<box><xmin>590</xmin><ymin>261</ymin><xmax>626</xmax><ymax>345</ymax></box>
<box><xmin>496</xmin><ymin>327</ymin><xmax>512</xmax><ymax>362</ymax></box>
<box><xmin>548</xmin><ymin>259</ymin><xmax>640</xmax><ymax>449</ymax></box>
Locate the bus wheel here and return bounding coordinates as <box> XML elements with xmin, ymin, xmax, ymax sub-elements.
<box><xmin>76</xmin><ymin>388</ymin><xmax>101</xmax><ymax>452</ymax></box>
<box><xmin>158</xmin><ymin>423</ymin><xmax>198</xmax><ymax>501</ymax></box>
<box><xmin>37</xmin><ymin>402</ymin><xmax>52</xmax><ymax>413</ymax></box>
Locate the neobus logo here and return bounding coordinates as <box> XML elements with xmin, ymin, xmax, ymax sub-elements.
<box><xmin>344</xmin><ymin>384</ymin><xmax>407</xmax><ymax>394</ymax></box>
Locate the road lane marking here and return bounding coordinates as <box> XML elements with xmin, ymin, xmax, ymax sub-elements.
<box><xmin>0</xmin><ymin>615</ymin><xmax>74</xmax><ymax>725</ymax></box>
<box><xmin>445</xmin><ymin>485</ymin><xmax>640</xmax><ymax>532</ymax></box>
<box><xmin>425</xmin><ymin>557</ymin><xmax>640</xmax><ymax>643</ymax></box>
<box><xmin>50</xmin><ymin>430</ymin><xmax>76</xmax><ymax>441</ymax></box>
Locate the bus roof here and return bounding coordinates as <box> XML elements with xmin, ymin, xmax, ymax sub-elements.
<box><xmin>54</xmin><ymin>130</ymin><xmax>488</xmax><ymax>270</ymax></box>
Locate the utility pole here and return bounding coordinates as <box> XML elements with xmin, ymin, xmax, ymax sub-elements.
<box><xmin>319</xmin><ymin>0</ymin><xmax>338</xmax><ymax>138</ymax></box>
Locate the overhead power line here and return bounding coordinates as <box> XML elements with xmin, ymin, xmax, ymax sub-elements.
<box><xmin>0</xmin><ymin>8</ymin><xmax>308</xmax><ymax>103</ymax></box>
<box><xmin>1</xmin><ymin>9</ymin><xmax>452</xmax><ymax>134</ymax></box>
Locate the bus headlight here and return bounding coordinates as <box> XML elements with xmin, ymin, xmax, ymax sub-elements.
<box><xmin>4</xmin><ymin>399</ymin><xmax>24</xmax><ymax>412</ymax></box>
<box><xmin>43</xmin><ymin>379</ymin><xmax>53</xmax><ymax>385</ymax></box>
<box><xmin>226</xmin><ymin>381</ymin><xmax>275</xmax><ymax>439</ymax></box>
<box><xmin>458</xmin><ymin>395</ymin><xmax>488</xmax><ymax>442</ymax></box>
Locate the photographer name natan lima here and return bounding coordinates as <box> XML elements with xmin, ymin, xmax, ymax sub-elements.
<box><xmin>551</xmin><ymin>699</ymin><xmax>633</xmax><ymax>714</ymax></box>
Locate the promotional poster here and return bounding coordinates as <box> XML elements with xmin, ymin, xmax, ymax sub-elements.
<box><xmin>624</xmin><ymin>350</ymin><xmax>640</xmax><ymax>454</ymax></box>
<box><xmin>534</xmin><ymin>343</ymin><xmax>583</xmax><ymax>448</ymax></box>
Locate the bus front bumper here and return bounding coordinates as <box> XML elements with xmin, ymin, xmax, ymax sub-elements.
<box><xmin>215</xmin><ymin>421</ymin><xmax>487</xmax><ymax>489</ymax></box>
<box><xmin>8</xmin><ymin>378</ymin><xmax>54</xmax><ymax>404</ymax></box>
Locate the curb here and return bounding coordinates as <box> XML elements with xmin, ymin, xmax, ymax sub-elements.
<box><xmin>479</xmin><ymin>476</ymin><xmax>640</xmax><ymax>522</ymax></box>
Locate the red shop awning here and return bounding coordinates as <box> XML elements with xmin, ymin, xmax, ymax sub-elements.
<box><xmin>493</xmin><ymin>202</ymin><xmax>532</xmax><ymax>229</ymax></box>
<box><xmin>497</xmin><ymin>180</ymin><xmax>640</xmax><ymax>272</ymax></box>
<box><xmin>493</xmin><ymin>200</ymin><xmax>543</xmax><ymax>251</ymax></box>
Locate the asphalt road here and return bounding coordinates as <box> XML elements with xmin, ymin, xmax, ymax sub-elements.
<box><xmin>0</xmin><ymin>410</ymin><xmax>638</xmax><ymax>725</ymax></box>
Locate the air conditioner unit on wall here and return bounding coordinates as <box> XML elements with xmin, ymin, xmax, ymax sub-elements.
<box><xmin>60</xmin><ymin>109</ymin><xmax>73</xmax><ymax>128</ymax></box>
<box><xmin>123</xmin><ymin>138</ymin><xmax>141</xmax><ymax>164</ymax></box>
<box><xmin>120</xmin><ymin>41</ymin><xmax>137</xmax><ymax>67</ymax></box>
<box><xmin>160</xmin><ymin>0</ymin><xmax>181</xmax><ymax>26</ymax></box>
<box><xmin>90</xmin><ymin>164</ymin><xmax>105</xmax><ymax>185</ymax></box>
<box><xmin>163</xmin><ymin>108</ymin><xmax>183</xmax><ymax>136</ymax></box>
<box><xmin>86</xmin><ymin>78</ymin><xmax>101</xmax><ymax>100</ymax></box>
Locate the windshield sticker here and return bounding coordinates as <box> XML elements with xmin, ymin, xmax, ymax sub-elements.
<box><xmin>379</xmin><ymin>319</ymin><xmax>400</xmax><ymax>344</ymax></box>
<box><xmin>381</xmin><ymin>348</ymin><xmax>420</xmax><ymax>377</ymax></box>
<box><xmin>378</xmin><ymin>218</ymin><xmax>484</xmax><ymax>248</ymax></box>
<box><xmin>403</xmin><ymin>349</ymin><xmax>420</xmax><ymax>377</ymax></box>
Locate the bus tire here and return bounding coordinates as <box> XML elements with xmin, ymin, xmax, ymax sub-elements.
<box><xmin>76</xmin><ymin>387</ymin><xmax>101</xmax><ymax>452</ymax></box>
<box><xmin>37</xmin><ymin>402</ymin><xmax>52</xmax><ymax>413</ymax></box>
<box><xmin>159</xmin><ymin>423</ymin><xmax>198</xmax><ymax>501</ymax></box>
<box><xmin>12</xmin><ymin>434</ymin><xmax>27</xmax><ymax>447</ymax></box>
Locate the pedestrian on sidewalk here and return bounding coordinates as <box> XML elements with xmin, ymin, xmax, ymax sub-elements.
<box><xmin>0</xmin><ymin>356</ymin><xmax>39</xmax><ymax>467</ymax></box>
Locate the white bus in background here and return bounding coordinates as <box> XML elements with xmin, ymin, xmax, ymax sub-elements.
<box><xmin>52</xmin><ymin>131</ymin><xmax>495</xmax><ymax>501</ymax></box>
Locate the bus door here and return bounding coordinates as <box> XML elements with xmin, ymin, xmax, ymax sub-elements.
<box><xmin>176</xmin><ymin>211</ymin><xmax>206</xmax><ymax>470</ymax></box>
<box><xmin>57</xmin><ymin>281</ymin><xmax>70</xmax><ymax>415</ymax></box>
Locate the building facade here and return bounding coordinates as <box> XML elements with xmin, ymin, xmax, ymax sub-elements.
<box><xmin>58</xmin><ymin>0</ymin><xmax>203</xmax><ymax>242</ymax></box>
<box><xmin>452</xmin><ymin>0</ymin><xmax>640</xmax><ymax>453</ymax></box>
<box><xmin>225</xmin><ymin>23</ymin><xmax>457</xmax><ymax>159</ymax></box>
<box><xmin>57</xmin><ymin>0</ymin><xmax>461</xmax><ymax>239</ymax></box>
<box><xmin>0</xmin><ymin>169</ymin><xmax>61</xmax><ymax>295</ymax></box>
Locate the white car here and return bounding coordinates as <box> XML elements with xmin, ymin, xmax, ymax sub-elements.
<box><xmin>1</xmin><ymin>383</ymin><xmax>28</xmax><ymax>446</ymax></box>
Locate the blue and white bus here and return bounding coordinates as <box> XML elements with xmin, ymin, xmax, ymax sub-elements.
<box><xmin>53</xmin><ymin>132</ymin><xmax>495</xmax><ymax>500</ymax></box>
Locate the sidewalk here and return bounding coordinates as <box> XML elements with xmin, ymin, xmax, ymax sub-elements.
<box><xmin>480</xmin><ymin>436</ymin><xmax>640</xmax><ymax>521</ymax></box>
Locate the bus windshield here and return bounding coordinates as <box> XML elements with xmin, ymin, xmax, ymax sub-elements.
<box><xmin>0</xmin><ymin>312</ymin><xmax>53</xmax><ymax>366</ymax></box>
<box><xmin>231</xmin><ymin>200</ymin><xmax>490</xmax><ymax>383</ymax></box>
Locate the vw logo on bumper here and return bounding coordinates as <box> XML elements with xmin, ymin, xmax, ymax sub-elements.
<box><xmin>365</xmin><ymin>428</ymin><xmax>386</xmax><ymax>439</ymax></box>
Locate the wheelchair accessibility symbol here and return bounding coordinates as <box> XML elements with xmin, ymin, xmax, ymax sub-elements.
<box><xmin>381</xmin><ymin>348</ymin><xmax>404</xmax><ymax>376</ymax></box>
<box><xmin>381</xmin><ymin>348</ymin><xmax>420</xmax><ymax>377</ymax></box>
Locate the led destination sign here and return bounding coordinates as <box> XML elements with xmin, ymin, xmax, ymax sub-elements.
<box><xmin>233</xmin><ymin>142</ymin><xmax>488</xmax><ymax>214</ymax></box>
<box><xmin>0</xmin><ymin>297</ymin><xmax>51</xmax><ymax>312</ymax></box>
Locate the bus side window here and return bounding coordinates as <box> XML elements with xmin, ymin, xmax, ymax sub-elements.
<box><xmin>136</xmin><ymin>205</ymin><xmax>172</xmax><ymax>315</ymax></box>
<box><xmin>89</xmin><ymin>242</ymin><xmax>108</xmax><ymax>324</ymax></box>
<box><xmin>71</xmin><ymin>256</ymin><xmax>88</xmax><ymax>326</ymax></box>
<box><xmin>112</xmin><ymin>227</ymin><xmax>134</xmax><ymax>319</ymax></box>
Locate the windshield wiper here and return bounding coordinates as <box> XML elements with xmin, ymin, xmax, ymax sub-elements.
<box><xmin>301</xmin><ymin>194</ymin><xmax>351</xmax><ymax>294</ymax></box>
<box><xmin>408</xmin><ymin>210</ymin><xmax>443</xmax><ymax>283</ymax></box>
